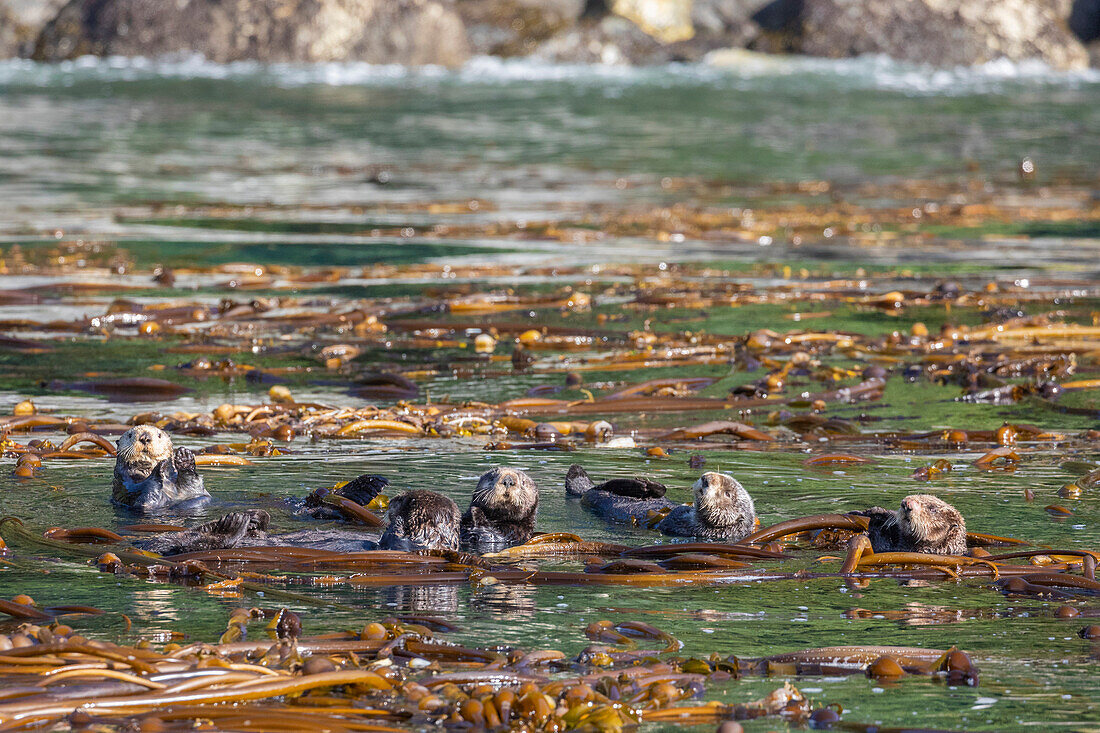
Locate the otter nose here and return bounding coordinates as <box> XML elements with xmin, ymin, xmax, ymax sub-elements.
<box><xmin>140</xmin><ymin>435</ymin><xmax>151</xmax><ymax>444</ymax></box>
<box><xmin>901</xmin><ymin>498</ymin><xmax>915</xmax><ymax>512</ymax></box>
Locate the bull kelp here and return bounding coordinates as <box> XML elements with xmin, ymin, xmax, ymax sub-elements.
<box><xmin>1</xmin><ymin>57</ymin><xmax>1099</xmax><ymax>731</ymax></box>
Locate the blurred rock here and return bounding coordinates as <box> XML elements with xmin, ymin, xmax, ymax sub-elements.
<box><xmin>459</xmin><ymin>0</ymin><xmax>586</xmax><ymax>57</ymax></box>
<box><xmin>12</xmin><ymin>0</ymin><xmax>1096</xmax><ymax>68</ymax></box>
<box><xmin>752</xmin><ymin>0</ymin><xmax>1090</xmax><ymax>70</ymax></box>
<box><xmin>32</xmin><ymin>0</ymin><xmax>470</xmax><ymax>65</ymax></box>
<box><xmin>527</xmin><ymin>0</ymin><xmax>772</xmax><ymax>63</ymax></box>
<box><xmin>0</xmin><ymin>0</ymin><xmax>66</xmax><ymax>56</ymax></box>
<box><xmin>612</xmin><ymin>0</ymin><xmax>694</xmax><ymax>43</ymax></box>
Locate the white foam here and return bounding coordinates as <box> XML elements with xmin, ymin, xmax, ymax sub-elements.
<box><xmin>0</xmin><ymin>52</ymin><xmax>1096</xmax><ymax>95</ymax></box>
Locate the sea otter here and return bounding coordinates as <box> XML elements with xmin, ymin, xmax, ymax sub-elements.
<box><xmin>460</xmin><ymin>467</ymin><xmax>539</xmax><ymax>553</ymax></box>
<box><xmin>134</xmin><ymin>486</ymin><xmax>461</xmax><ymax>556</ymax></box>
<box><xmin>566</xmin><ymin>466</ymin><xmax>757</xmax><ymax>541</ymax></box>
<box><xmin>852</xmin><ymin>494</ymin><xmax>967</xmax><ymax>555</ymax></box>
<box><xmin>112</xmin><ymin>425</ymin><xmax>209</xmax><ymax>513</ymax></box>
<box><xmin>654</xmin><ymin>471</ymin><xmax>756</xmax><ymax>540</ymax></box>
<box><xmin>135</xmin><ymin>509</ymin><xmax>274</xmax><ymax>556</ymax></box>
<box><xmin>379</xmin><ymin>490</ymin><xmax>461</xmax><ymax>552</ymax></box>
<box><xmin>565</xmin><ymin>464</ymin><xmax>680</xmax><ymax>524</ymax></box>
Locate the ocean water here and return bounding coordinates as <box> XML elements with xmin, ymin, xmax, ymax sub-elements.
<box><xmin>0</xmin><ymin>53</ymin><xmax>1099</xmax><ymax>730</ymax></box>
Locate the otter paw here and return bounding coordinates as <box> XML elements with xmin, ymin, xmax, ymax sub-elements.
<box><xmin>172</xmin><ymin>446</ymin><xmax>197</xmax><ymax>472</ymax></box>
<box><xmin>197</xmin><ymin>510</ymin><xmax>268</xmax><ymax>538</ymax></box>
<box><xmin>335</xmin><ymin>474</ymin><xmax>389</xmax><ymax>506</ymax></box>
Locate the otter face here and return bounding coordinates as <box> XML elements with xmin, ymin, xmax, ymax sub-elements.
<box><xmin>116</xmin><ymin>425</ymin><xmax>173</xmax><ymax>479</ymax></box>
<box><xmin>898</xmin><ymin>494</ymin><xmax>962</xmax><ymax>540</ymax></box>
<box><xmin>472</xmin><ymin>467</ymin><xmax>538</xmax><ymax>516</ymax></box>
<box><xmin>692</xmin><ymin>472</ymin><xmax>754</xmax><ymax>527</ymax></box>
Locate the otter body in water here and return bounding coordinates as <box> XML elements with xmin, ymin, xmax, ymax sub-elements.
<box><xmin>460</xmin><ymin>467</ymin><xmax>538</xmax><ymax>553</ymax></box>
<box><xmin>566</xmin><ymin>466</ymin><xmax>756</xmax><ymax>541</ymax></box>
<box><xmin>112</xmin><ymin>425</ymin><xmax>209</xmax><ymax>513</ymax></box>
<box><xmin>654</xmin><ymin>472</ymin><xmax>756</xmax><ymax>540</ymax></box>
<box><xmin>380</xmin><ymin>490</ymin><xmax>461</xmax><ymax>552</ymax></box>
<box><xmin>136</xmin><ymin>484</ymin><xmax>461</xmax><ymax>556</ymax></box>
<box><xmin>565</xmin><ymin>464</ymin><xmax>679</xmax><ymax>525</ymax></box>
<box><xmin>135</xmin><ymin>509</ymin><xmax>276</xmax><ymax>556</ymax></box>
<box><xmin>853</xmin><ymin>494</ymin><xmax>967</xmax><ymax>555</ymax></box>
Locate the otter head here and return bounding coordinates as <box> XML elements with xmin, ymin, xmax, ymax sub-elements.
<box><xmin>692</xmin><ymin>472</ymin><xmax>754</xmax><ymax>528</ymax></box>
<box><xmin>898</xmin><ymin>494</ymin><xmax>963</xmax><ymax>542</ymax></box>
<box><xmin>116</xmin><ymin>425</ymin><xmax>173</xmax><ymax>479</ymax></box>
<box><xmin>472</xmin><ymin>467</ymin><xmax>538</xmax><ymax>518</ymax></box>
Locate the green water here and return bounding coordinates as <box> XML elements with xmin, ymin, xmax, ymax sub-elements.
<box><xmin>1</xmin><ymin>56</ymin><xmax>1099</xmax><ymax>730</ymax></box>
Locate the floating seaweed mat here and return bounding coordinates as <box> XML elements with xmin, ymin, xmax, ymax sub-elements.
<box><xmin>0</xmin><ymin>670</ymin><xmax>396</xmax><ymax>724</ymax></box>
<box><xmin>483</xmin><ymin>533</ymin><xmax>630</xmax><ymax>559</ymax></box>
<box><xmin>90</xmin><ymin>707</ymin><xmax>408</xmax><ymax>733</ymax></box>
<box><xmin>169</xmin><ymin>639</ymin><xmax>386</xmax><ymax>657</ymax></box>
<box><xmin>1015</xmin><ymin>572</ymin><xmax>1100</xmax><ymax>592</ymax></box>
<box><xmin>43</xmin><ymin>527</ymin><xmax>124</xmax><ymax>544</ymax></box>
<box><xmin>602</xmin><ymin>377</ymin><xmax>716</xmax><ymax>400</ymax></box>
<box><xmin>289</xmin><ymin>552</ymin><xmax>454</xmax><ymax>568</ymax></box>
<box><xmin>0</xmin><ymin>416</ymin><xmax>68</xmax><ymax>431</ymax></box>
<box><xmin>982</xmin><ymin>548</ymin><xmax>1099</xmax><ymax>567</ymax></box>
<box><xmin>58</xmin><ymin>432</ymin><xmax>117</xmax><ymax>455</ymax></box>
<box><xmin>967</xmin><ymin>531</ymin><xmax>1030</xmax><ymax>546</ymax></box>
<box><xmin>622</xmin><ymin>542</ymin><xmax>792</xmax><ymax>561</ymax></box>
<box><xmin>658</xmin><ymin>420</ymin><xmax>775</xmax><ymax>441</ymax></box>
<box><xmin>753</xmin><ymin>645</ymin><xmax>946</xmax><ymax>670</ymax></box>
<box><xmin>520</xmin><ymin>569</ymin><xmax>778</xmax><ymax>587</ymax></box>
<box><xmin>166</xmin><ymin>546</ymin><xmax>373</xmax><ymax>563</ymax></box>
<box><xmin>741</xmin><ymin>514</ymin><xmax>870</xmax><ymax>545</ymax></box>
<box><xmin>331</xmin><ymin>420</ymin><xmax>424</xmax><ymax>438</ymax></box>
<box><xmin>44</xmin><ymin>377</ymin><xmax>191</xmax><ymax>402</ymax></box>
<box><xmin>381</xmin><ymin>319</ymin><xmax>623</xmax><ymax>341</ymax></box>
<box><xmin>498</xmin><ymin>396</ymin><xmax>743</xmax><ymax>416</ymax></box>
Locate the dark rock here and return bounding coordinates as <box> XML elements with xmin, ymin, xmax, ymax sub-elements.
<box><xmin>1072</xmin><ymin>0</ymin><xmax>1100</xmax><ymax>64</ymax></box>
<box><xmin>752</xmin><ymin>0</ymin><xmax>1089</xmax><ymax>69</ymax></box>
<box><xmin>1069</xmin><ymin>0</ymin><xmax>1100</xmax><ymax>43</ymax></box>
<box><xmin>33</xmin><ymin>0</ymin><xmax>470</xmax><ymax>65</ymax></box>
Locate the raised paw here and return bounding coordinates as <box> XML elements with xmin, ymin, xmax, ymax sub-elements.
<box><xmin>196</xmin><ymin>509</ymin><xmax>269</xmax><ymax>539</ymax></box>
<box><xmin>172</xmin><ymin>446</ymin><xmax>197</xmax><ymax>473</ymax></box>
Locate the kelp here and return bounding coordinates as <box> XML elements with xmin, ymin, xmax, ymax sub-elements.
<box><xmin>0</xmin><ymin>609</ymin><xmax>863</xmax><ymax>730</ymax></box>
<box><xmin>5</xmin><ymin>248</ymin><xmax>1100</xmax><ymax>731</ymax></box>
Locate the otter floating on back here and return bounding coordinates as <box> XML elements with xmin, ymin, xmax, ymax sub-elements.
<box><xmin>567</xmin><ymin>465</ymin><xmax>757</xmax><ymax>541</ymax></box>
<box><xmin>460</xmin><ymin>467</ymin><xmax>539</xmax><ymax>553</ymax></box>
<box><xmin>112</xmin><ymin>425</ymin><xmax>209</xmax><ymax>513</ymax></box>
<box><xmin>134</xmin><ymin>483</ymin><xmax>462</xmax><ymax>556</ymax></box>
<box><xmin>852</xmin><ymin>494</ymin><xmax>967</xmax><ymax>555</ymax></box>
<box><xmin>565</xmin><ymin>464</ymin><xmax>680</xmax><ymax>525</ymax></box>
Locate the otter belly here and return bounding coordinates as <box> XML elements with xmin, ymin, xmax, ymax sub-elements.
<box><xmin>113</xmin><ymin>473</ymin><xmax>210</xmax><ymax>513</ymax></box>
<box><xmin>113</xmin><ymin>458</ymin><xmax>210</xmax><ymax>514</ymax></box>
<box><xmin>655</xmin><ymin>505</ymin><xmax>754</xmax><ymax>541</ymax></box>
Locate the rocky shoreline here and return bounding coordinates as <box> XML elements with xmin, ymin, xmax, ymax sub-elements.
<box><xmin>2</xmin><ymin>0</ymin><xmax>1098</xmax><ymax>69</ymax></box>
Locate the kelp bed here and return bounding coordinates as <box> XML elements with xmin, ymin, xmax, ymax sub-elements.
<box><xmin>2</xmin><ymin>242</ymin><xmax>1100</xmax><ymax>730</ymax></box>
